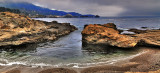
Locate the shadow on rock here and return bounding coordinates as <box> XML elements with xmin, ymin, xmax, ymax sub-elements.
<box><xmin>0</xmin><ymin>43</ymin><xmax>38</xmax><ymax>53</ymax></box>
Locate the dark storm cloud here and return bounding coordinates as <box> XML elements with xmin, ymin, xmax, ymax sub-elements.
<box><xmin>1</xmin><ymin>0</ymin><xmax>160</xmax><ymax>16</ymax></box>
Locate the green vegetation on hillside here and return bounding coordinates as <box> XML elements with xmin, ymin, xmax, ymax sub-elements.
<box><xmin>0</xmin><ymin>7</ymin><xmax>20</xmax><ymax>14</ymax></box>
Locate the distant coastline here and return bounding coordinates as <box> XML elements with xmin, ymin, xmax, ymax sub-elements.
<box><xmin>0</xmin><ymin>2</ymin><xmax>100</xmax><ymax>18</ymax></box>
<box><xmin>0</xmin><ymin>7</ymin><xmax>100</xmax><ymax>18</ymax></box>
<box><xmin>29</xmin><ymin>14</ymin><xmax>100</xmax><ymax>18</ymax></box>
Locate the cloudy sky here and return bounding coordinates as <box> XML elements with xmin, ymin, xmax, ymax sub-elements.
<box><xmin>1</xmin><ymin>0</ymin><xmax>160</xmax><ymax>17</ymax></box>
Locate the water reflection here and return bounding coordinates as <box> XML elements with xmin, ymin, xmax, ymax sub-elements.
<box><xmin>31</xmin><ymin>30</ymin><xmax>83</xmax><ymax>59</ymax></box>
<box><xmin>82</xmin><ymin>42</ymin><xmax>139</xmax><ymax>54</ymax></box>
<box><xmin>82</xmin><ymin>43</ymin><xmax>116</xmax><ymax>54</ymax></box>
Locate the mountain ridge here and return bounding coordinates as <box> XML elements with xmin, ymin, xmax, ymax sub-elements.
<box><xmin>0</xmin><ymin>2</ymin><xmax>99</xmax><ymax>18</ymax></box>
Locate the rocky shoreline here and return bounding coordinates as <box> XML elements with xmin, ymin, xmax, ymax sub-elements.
<box><xmin>0</xmin><ymin>12</ymin><xmax>160</xmax><ymax>73</ymax></box>
<box><xmin>80</xmin><ymin>23</ymin><xmax>160</xmax><ymax>73</ymax></box>
<box><xmin>0</xmin><ymin>12</ymin><xmax>77</xmax><ymax>48</ymax></box>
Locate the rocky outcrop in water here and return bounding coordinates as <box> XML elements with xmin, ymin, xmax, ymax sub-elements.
<box><xmin>82</xmin><ymin>23</ymin><xmax>138</xmax><ymax>48</ymax></box>
<box><xmin>0</xmin><ymin>12</ymin><xmax>77</xmax><ymax>47</ymax></box>
<box><xmin>81</xmin><ymin>23</ymin><xmax>160</xmax><ymax>48</ymax></box>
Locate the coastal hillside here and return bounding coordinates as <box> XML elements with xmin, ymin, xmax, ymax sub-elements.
<box><xmin>0</xmin><ymin>7</ymin><xmax>20</xmax><ymax>14</ymax></box>
<box><xmin>0</xmin><ymin>2</ymin><xmax>99</xmax><ymax>18</ymax></box>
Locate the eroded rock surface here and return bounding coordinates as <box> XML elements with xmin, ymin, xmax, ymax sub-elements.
<box><xmin>0</xmin><ymin>12</ymin><xmax>77</xmax><ymax>47</ymax></box>
<box><xmin>82</xmin><ymin>23</ymin><xmax>160</xmax><ymax>48</ymax></box>
<box><xmin>133</xmin><ymin>30</ymin><xmax>160</xmax><ymax>46</ymax></box>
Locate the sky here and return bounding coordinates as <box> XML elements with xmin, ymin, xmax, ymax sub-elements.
<box><xmin>1</xmin><ymin>0</ymin><xmax>160</xmax><ymax>17</ymax></box>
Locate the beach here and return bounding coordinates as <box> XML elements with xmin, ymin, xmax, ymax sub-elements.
<box><xmin>0</xmin><ymin>47</ymin><xmax>160</xmax><ymax>73</ymax></box>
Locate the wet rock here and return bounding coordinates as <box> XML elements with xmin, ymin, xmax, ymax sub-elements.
<box><xmin>0</xmin><ymin>12</ymin><xmax>77</xmax><ymax>47</ymax></box>
<box><xmin>103</xmin><ymin>23</ymin><xmax>117</xmax><ymax>30</ymax></box>
<box><xmin>81</xmin><ymin>24</ymin><xmax>138</xmax><ymax>48</ymax></box>
<box><xmin>141</xmin><ymin>27</ymin><xmax>148</xmax><ymax>29</ymax></box>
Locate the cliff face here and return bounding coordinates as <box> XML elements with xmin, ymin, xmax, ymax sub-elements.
<box><xmin>81</xmin><ymin>23</ymin><xmax>160</xmax><ymax>48</ymax></box>
<box><xmin>0</xmin><ymin>12</ymin><xmax>77</xmax><ymax>47</ymax></box>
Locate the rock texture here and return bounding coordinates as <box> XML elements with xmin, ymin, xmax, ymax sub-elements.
<box><xmin>82</xmin><ymin>23</ymin><xmax>160</xmax><ymax>48</ymax></box>
<box><xmin>0</xmin><ymin>12</ymin><xmax>77</xmax><ymax>47</ymax></box>
<box><xmin>132</xmin><ymin>30</ymin><xmax>160</xmax><ymax>46</ymax></box>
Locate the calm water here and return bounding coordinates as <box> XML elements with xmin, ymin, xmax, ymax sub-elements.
<box><xmin>0</xmin><ymin>17</ymin><xmax>160</xmax><ymax>68</ymax></box>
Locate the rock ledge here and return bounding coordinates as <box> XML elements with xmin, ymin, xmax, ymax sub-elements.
<box><xmin>0</xmin><ymin>12</ymin><xmax>77</xmax><ymax>47</ymax></box>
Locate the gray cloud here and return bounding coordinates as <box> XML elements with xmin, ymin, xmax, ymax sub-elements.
<box><xmin>1</xmin><ymin>0</ymin><xmax>160</xmax><ymax>16</ymax></box>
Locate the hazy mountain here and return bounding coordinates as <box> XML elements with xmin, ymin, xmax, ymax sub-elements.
<box><xmin>0</xmin><ymin>2</ymin><xmax>97</xmax><ymax>17</ymax></box>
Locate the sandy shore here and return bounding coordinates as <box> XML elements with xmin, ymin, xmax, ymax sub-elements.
<box><xmin>81</xmin><ymin>47</ymin><xmax>160</xmax><ymax>73</ymax></box>
<box><xmin>0</xmin><ymin>47</ymin><xmax>160</xmax><ymax>73</ymax></box>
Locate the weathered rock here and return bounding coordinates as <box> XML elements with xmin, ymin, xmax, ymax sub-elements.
<box><xmin>133</xmin><ymin>30</ymin><xmax>160</xmax><ymax>46</ymax></box>
<box><xmin>103</xmin><ymin>23</ymin><xmax>117</xmax><ymax>30</ymax></box>
<box><xmin>82</xmin><ymin>23</ymin><xmax>160</xmax><ymax>48</ymax></box>
<box><xmin>0</xmin><ymin>12</ymin><xmax>77</xmax><ymax>47</ymax></box>
<box><xmin>82</xmin><ymin>24</ymin><xmax>138</xmax><ymax>48</ymax></box>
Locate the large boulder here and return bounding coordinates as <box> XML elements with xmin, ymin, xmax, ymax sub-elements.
<box><xmin>81</xmin><ymin>23</ymin><xmax>138</xmax><ymax>48</ymax></box>
<box><xmin>82</xmin><ymin>23</ymin><xmax>160</xmax><ymax>48</ymax></box>
<box><xmin>0</xmin><ymin>12</ymin><xmax>77</xmax><ymax>47</ymax></box>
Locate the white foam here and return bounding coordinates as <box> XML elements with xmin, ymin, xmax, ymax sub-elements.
<box><xmin>64</xmin><ymin>50</ymin><xmax>148</xmax><ymax>68</ymax></box>
<box><xmin>118</xmin><ymin>27</ymin><xmax>129</xmax><ymax>31</ymax></box>
<box><xmin>0</xmin><ymin>61</ymin><xmax>27</xmax><ymax>66</ymax></box>
<box><xmin>121</xmin><ymin>31</ymin><xmax>135</xmax><ymax>34</ymax></box>
<box><xmin>0</xmin><ymin>58</ymin><xmax>53</xmax><ymax>67</ymax></box>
